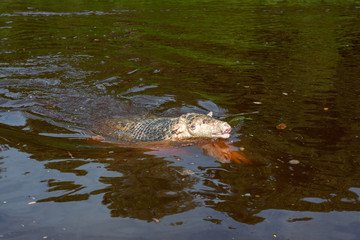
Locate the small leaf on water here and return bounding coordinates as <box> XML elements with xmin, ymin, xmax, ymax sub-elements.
<box><xmin>92</xmin><ymin>135</ymin><xmax>105</xmax><ymax>141</ymax></box>
<box><xmin>276</xmin><ymin>123</ymin><xmax>287</xmax><ymax>130</ymax></box>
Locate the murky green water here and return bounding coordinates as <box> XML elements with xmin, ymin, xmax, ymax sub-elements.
<box><xmin>1</xmin><ymin>0</ymin><xmax>360</xmax><ymax>239</ymax></box>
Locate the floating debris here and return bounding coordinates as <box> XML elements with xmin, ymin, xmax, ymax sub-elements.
<box><xmin>289</xmin><ymin>159</ymin><xmax>300</xmax><ymax>165</ymax></box>
<box><xmin>276</xmin><ymin>123</ymin><xmax>287</xmax><ymax>130</ymax></box>
<box><xmin>92</xmin><ymin>135</ymin><xmax>105</xmax><ymax>141</ymax></box>
<box><xmin>276</xmin><ymin>158</ymin><xmax>285</xmax><ymax>163</ymax></box>
<box><xmin>176</xmin><ymin>170</ymin><xmax>195</xmax><ymax>176</ymax></box>
<box><xmin>127</xmin><ymin>69</ymin><xmax>139</xmax><ymax>75</ymax></box>
<box><xmin>152</xmin><ymin>218</ymin><xmax>160</xmax><ymax>223</ymax></box>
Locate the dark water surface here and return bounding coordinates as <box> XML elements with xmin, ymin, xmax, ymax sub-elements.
<box><xmin>1</xmin><ymin>0</ymin><xmax>360</xmax><ymax>239</ymax></box>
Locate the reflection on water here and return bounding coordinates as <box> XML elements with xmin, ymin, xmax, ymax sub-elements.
<box><xmin>1</xmin><ymin>0</ymin><xmax>360</xmax><ymax>239</ymax></box>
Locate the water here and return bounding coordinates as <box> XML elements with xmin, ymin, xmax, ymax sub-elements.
<box><xmin>1</xmin><ymin>0</ymin><xmax>360</xmax><ymax>239</ymax></box>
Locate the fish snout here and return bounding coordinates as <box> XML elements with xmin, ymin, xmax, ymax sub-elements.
<box><xmin>212</xmin><ymin>122</ymin><xmax>231</xmax><ymax>139</ymax></box>
<box><xmin>222</xmin><ymin>122</ymin><xmax>232</xmax><ymax>134</ymax></box>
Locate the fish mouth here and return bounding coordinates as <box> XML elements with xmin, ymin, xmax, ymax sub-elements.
<box><xmin>212</xmin><ymin>125</ymin><xmax>231</xmax><ymax>139</ymax></box>
<box><xmin>212</xmin><ymin>133</ymin><xmax>231</xmax><ymax>139</ymax></box>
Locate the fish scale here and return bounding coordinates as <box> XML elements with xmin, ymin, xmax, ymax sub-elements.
<box><xmin>116</xmin><ymin>117</ymin><xmax>178</xmax><ymax>142</ymax></box>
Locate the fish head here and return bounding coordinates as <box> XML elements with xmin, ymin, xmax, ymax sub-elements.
<box><xmin>181</xmin><ymin>112</ymin><xmax>231</xmax><ymax>139</ymax></box>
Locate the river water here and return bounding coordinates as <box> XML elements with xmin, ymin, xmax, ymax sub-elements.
<box><xmin>1</xmin><ymin>0</ymin><xmax>360</xmax><ymax>239</ymax></box>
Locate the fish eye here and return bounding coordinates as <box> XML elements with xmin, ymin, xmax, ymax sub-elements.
<box><xmin>190</xmin><ymin>125</ymin><xmax>196</xmax><ymax>130</ymax></box>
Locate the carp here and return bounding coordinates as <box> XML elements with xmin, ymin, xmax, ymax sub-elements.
<box><xmin>95</xmin><ymin>112</ymin><xmax>231</xmax><ymax>142</ymax></box>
